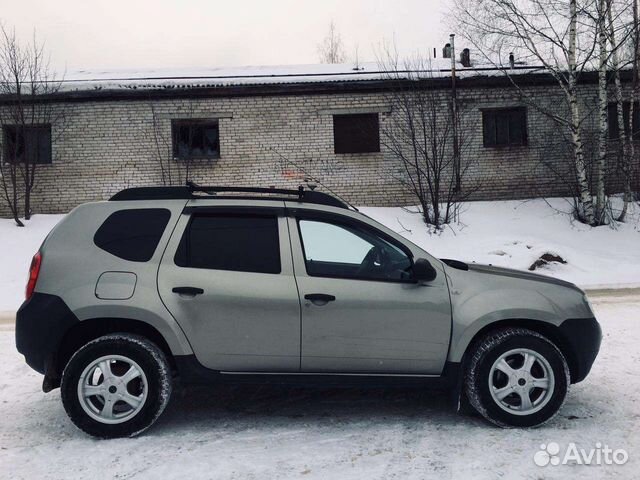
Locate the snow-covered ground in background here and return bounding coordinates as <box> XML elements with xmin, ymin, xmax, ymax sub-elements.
<box><xmin>0</xmin><ymin>295</ymin><xmax>638</xmax><ymax>479</ymax></box>
<box><xmin>0</xmin><ymin>214</ymin><xmax>64</xmax><ymax>313</ymax></box>
<box><xmin>0</xmin><ymin>197</ymin><xmax>639</xmax><ymax>311</ymax></box>
<box><xmin>361</xmin><ymin>197</ymin><xmax>640</xmax><ymax>289</ymax></box>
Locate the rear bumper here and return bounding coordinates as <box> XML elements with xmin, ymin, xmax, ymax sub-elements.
<box><xmin>558</xmin><ymin>317</ymin><xmax>602</xmax><ymax>384</ymax></box>
<box><xmin>15</xmin><ymin>293</ymin><xmax>78</xmax><ymax>375</ymax></box>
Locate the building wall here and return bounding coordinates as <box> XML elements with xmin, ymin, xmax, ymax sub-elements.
<box><xmin>0</xmin><ymin>82</ymin><xmax>626</xmax><ymax>216</ymax></box>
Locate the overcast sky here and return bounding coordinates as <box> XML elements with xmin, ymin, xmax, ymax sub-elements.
<box><xmin>4</xmin><ymin>0</ymin><xmax>450</xmax><ymax>73</ymax></box>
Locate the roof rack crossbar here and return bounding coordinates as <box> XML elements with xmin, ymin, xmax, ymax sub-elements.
<box><xmin>187</xmin><ymin>181</ymin><xmax>305</xmax><ymax>199</ymax></box>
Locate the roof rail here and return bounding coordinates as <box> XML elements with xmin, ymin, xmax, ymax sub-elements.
<box><xmin>109</xmin><ymin>182</ymin><xmax>349</xmax><ymax>209</ymax></box>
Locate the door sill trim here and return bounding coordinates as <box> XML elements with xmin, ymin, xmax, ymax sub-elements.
<box><xmin>219</xmin><ymin>371</ymin><xmax>440</xmax><ymax>378</ymax></box>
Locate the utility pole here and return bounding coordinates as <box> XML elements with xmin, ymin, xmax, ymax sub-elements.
<box><xmin>450</xmin><ymin>33</ymin><xmax>461</xmax><ymax>192</ymax></box>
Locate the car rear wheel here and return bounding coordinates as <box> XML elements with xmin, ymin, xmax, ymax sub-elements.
<box><xmin>61</xmin><ymin>333</ymin><xmax>172</xmax><ymax>438</ymax></box>
<box><xmin>464</xmin><ymin>328</ymin><xmax>569</xmax><ymax>428</ymax></box>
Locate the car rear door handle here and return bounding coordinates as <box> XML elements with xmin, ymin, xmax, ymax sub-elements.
<box><xmin>172</xmin><ymin>286</ymin><xmax>204</xmax><ymax>296</ymax></box>
<box><xmin>304</xmin><ymin>293</ymin><xmax>336</xmax><ymax>303</ymax></box>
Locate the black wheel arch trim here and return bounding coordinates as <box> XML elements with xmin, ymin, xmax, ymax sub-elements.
<box><xmin>16</xmin><ymin>293</ymin><xmax>79</xmax><ymax>378</ymax></box>
<box><xmin>16</xmin><ymin>293</ymin><xmax>176</xmax><ymax>392</ymax></box>
<box><xmin>557</xmin><ymin>316</ymin><xmax>602</xmax><ymax>383</ymax></box>
<box><xmin>459</xmin><ymin>317</ymin><xmax>601</xmax><ymax>385</ymax></box>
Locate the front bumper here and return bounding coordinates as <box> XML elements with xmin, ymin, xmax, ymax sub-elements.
<box><xmin>558</xmin><ymin>317</ymin><xmax>602</xmax><ymax>383</ymax></box>
<box><xmin>15</xmin><ymin>292</ymin><xmax>78</xmax><ymax>376</ymax></box>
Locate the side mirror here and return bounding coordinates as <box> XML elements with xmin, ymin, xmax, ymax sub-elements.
<box><xmin>413</xmin><ymin>258</ymin><xmax>437</xmax><ymax>282</ymax></box>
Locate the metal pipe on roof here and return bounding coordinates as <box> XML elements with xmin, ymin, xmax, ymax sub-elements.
<box><xmin>450</xmin><ymin>34</ymin><xmax>461</xmax><ymax>191</ymax></box>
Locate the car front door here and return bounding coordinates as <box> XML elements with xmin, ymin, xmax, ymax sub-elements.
<box><xmin>287</xmin><ymin>209</ymin><xmax>451</xmax><ymax>374</ymax></box>
<box><xmin>158</xmin><ymin>203</ymin><xmax>301</xmax><ymax>372</ymax></box>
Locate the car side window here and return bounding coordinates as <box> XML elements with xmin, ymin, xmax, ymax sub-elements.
<box><xmin>94</xmin><ymin>208</ymin><xmax>171</xmax><ymax>262</ymax></box>
<box><xmin>298</xmin><ymin>219</ymin><xmax>412</xmax><ymax>282</ymax></box>
<box><xmin>175</xmin><ymin>213</ymin><xmax>281</xmax><ymax>274</ymax></box>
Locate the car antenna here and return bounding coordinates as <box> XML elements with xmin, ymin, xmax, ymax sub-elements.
<box><xmin>261</xmin><ymin>144</ymin><xmax>359</xmax><ymax>212</ymax></box>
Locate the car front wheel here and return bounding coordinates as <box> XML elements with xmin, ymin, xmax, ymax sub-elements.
<box><xmin>61</xmin><ymin>333</ymin><xmax>173</xmax><ymax>438</ymax></box>
<box><xmin>465</xmin><ymin>327</ymin><xmax>570</xmax><ymax>428</ymax></box>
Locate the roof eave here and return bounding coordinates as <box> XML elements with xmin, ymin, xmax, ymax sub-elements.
<box><xmin>0</xmin><ymin>69</ymin><xmax>631</xmax><ymax>104</ymax></box>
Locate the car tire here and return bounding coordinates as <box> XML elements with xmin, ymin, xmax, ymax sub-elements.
<box><xmin>465</xmin><ymin>328</ymin><xmax>569</xmax><ymax>428</ymax></box>
<box><xmin>61</xmin><ymin>333</ymin><xmax>173</xmax><ymax>438</ymax></box>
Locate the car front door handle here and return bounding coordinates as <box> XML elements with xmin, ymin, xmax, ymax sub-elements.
<box><xmin>304</xmin><ymin>293</ymin><xmax>336</xmax><ymax>304</ymax></box>
<box><xmin>172</xmin><ymin>286</ymin><xmax>204</xmax><ymax>296</ymax></box>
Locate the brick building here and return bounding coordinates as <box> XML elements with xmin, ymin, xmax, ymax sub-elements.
<box><xmin>0</xmin><ymin>61</ymin><xmax>631</xmax><ymax>216</ymax></box>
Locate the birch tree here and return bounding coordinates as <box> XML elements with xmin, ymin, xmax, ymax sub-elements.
<box><xmin>608</xmin><ymin>0</ymin><xmax>640</xmax><ymax>221</ymax></box>
<box><xmin>595</xmin><ymin>0</ymin><xmax>609</xmax><ymax>223</ymax></box>
<box><xmin>569</xmin><ymin>0</ymin><xmax>597</xmax><ymax>224</ymax></box>
<box><xmin>585</xmin><ymin>0</ymin><xmax>635</xmax><ymax>222</ymax></box>
<box><xmin>452</xmin><ymin>0</ymin><xmax>620</xmax><ymax>225</ymax></box>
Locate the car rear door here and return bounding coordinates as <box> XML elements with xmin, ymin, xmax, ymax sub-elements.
<box><xmin>286</xmin><ymin>206</ymin><xmax>451</xmax><ymax>374</ymax></box>
<box><xmin>157</xmin><ymin>200</ymin><xmax>301</xmax><ymax>372</ymax></box>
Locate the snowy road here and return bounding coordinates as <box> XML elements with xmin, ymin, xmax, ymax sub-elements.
<box><xmin>0</xmin><ymin>295</ymin><xmax>638</xmax><ymax>480</ymax></box>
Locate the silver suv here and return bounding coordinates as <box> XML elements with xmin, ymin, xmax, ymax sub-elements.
<box><xmin>16</xmin><ymin>185</ymin><xmax>601</xmax><ymax>438</ymax></box>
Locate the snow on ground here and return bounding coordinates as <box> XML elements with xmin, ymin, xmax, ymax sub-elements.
<box><xmin>1</xmin><ymin>198</ymin><xmax>639</xmax><ymax>311</ymax></box>
<box><xmin>0</xmin><ymin>295</ymin><xmax>637</xmax><ymax>479</ymax></box>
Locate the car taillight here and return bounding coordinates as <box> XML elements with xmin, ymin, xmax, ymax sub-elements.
<box><xmin>26</xmin><ymin>251</ymin><xmax>42</xmax><ymax>301</ymax></box>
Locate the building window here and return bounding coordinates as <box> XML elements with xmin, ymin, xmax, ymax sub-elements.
<box><xmin>172</xmin><ymin>120</ymin><xmax>220</xmax><ymax>160</ymax></box>
<box><xmin>482</xmin><ymin>108</ymin><xmax>527</xmax><ymax>147</ymax></box>
<box><xmin>3</xmin><ymin>124</ymin><xmax>52</xmax><ymax>164</ymax></box>
<box><xmin>333</xmin><ymin>113</ymin><xmax>380</xmax><ymax>154</ymax></box>
<box><xmin>607</xmin><ymin>102</ymin><xmax>640</xmax><ymax>140</ymax></box>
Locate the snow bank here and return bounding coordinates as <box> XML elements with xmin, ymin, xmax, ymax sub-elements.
<box><xmin>0</xmin><ymin>198</ymin><xmax>639</xmax><ymax>312</ymax></box>
<box><xmin>0</xmin><ymin>215</ymin><xmax>65</xmax><ymax>312</ymax></box>
<box><xmin>361</xmin><ymin>197</ymin><xmax>640</xmax><ymax>290</ymax></box>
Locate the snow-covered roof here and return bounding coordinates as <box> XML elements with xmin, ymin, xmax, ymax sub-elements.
<box><xmin>57</xmin><ymin>60</ymin><xmax>544</xmax><ymax>92</ymax></box>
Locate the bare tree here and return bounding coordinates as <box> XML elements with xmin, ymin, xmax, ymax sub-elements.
<box><xmin>0</xmin><ymin>25</ymin><xmax>64</xmax><ymax>226</ymax></box>
<box><xmin>149</xmin><ymin>103</ymin><xmax>183</xmax><ymax>186</ymax></box>
<box><xmin>317</xmin><ymin>20</ymin><xmax>346</xmax><ymax>64</ymax></box>
<box><xmin>148</xmin><ymin>102</ymin><xmax>206</xmax><ymax>186</ymax></box>
<box><xmin>452</xmin><ymin>0</ymin><xmax>632</xmax><ymax>226</ymax></box>
<box><xmin>379</xmin><ymin>52</ymin><xmax>477</xmax><ymax>228</ymax></box>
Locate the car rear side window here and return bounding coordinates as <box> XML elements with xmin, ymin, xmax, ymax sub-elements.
<box><xmin>94</xmin><ymin>208</ymin><xmax>171</xmax><ymax>262</ymax></box>
<box><xmin>174</xmin><ymin>214</ymin><xmax>281</xmax><ymax>274</ymax></box>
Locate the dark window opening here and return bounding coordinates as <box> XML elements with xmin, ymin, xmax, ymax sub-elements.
<box><xmin>175</xmin><ymin>214</ymin><xmax>281</xmax><ymax>274</ymax></box>
<box><xmin>3</xmin><ymin>124</ymin><xmax>52</xmax><ymax>164</ymax></box>
<box><xmin>172</xmin><ymin>120</ymin><xmax>220</xmax><ymax>160</ymax></box>
<box><xmin>333</xmin><ymin>113</ymin><xmax>380</xmax><ymax>154</ymax></box>
<box><xmin>94</xmin><ymin>208</ymin><xmax>171</xmax><ymax>262</ymax></box>
<box><xmin>482</xmin><ymin>108</ymin><xmax>527</xmax><ymax>147</ymax></box>
<box><xmin>607</xmin><ymin>102</ymin><xmax>640</xmax><ymax>140</ymax></box>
